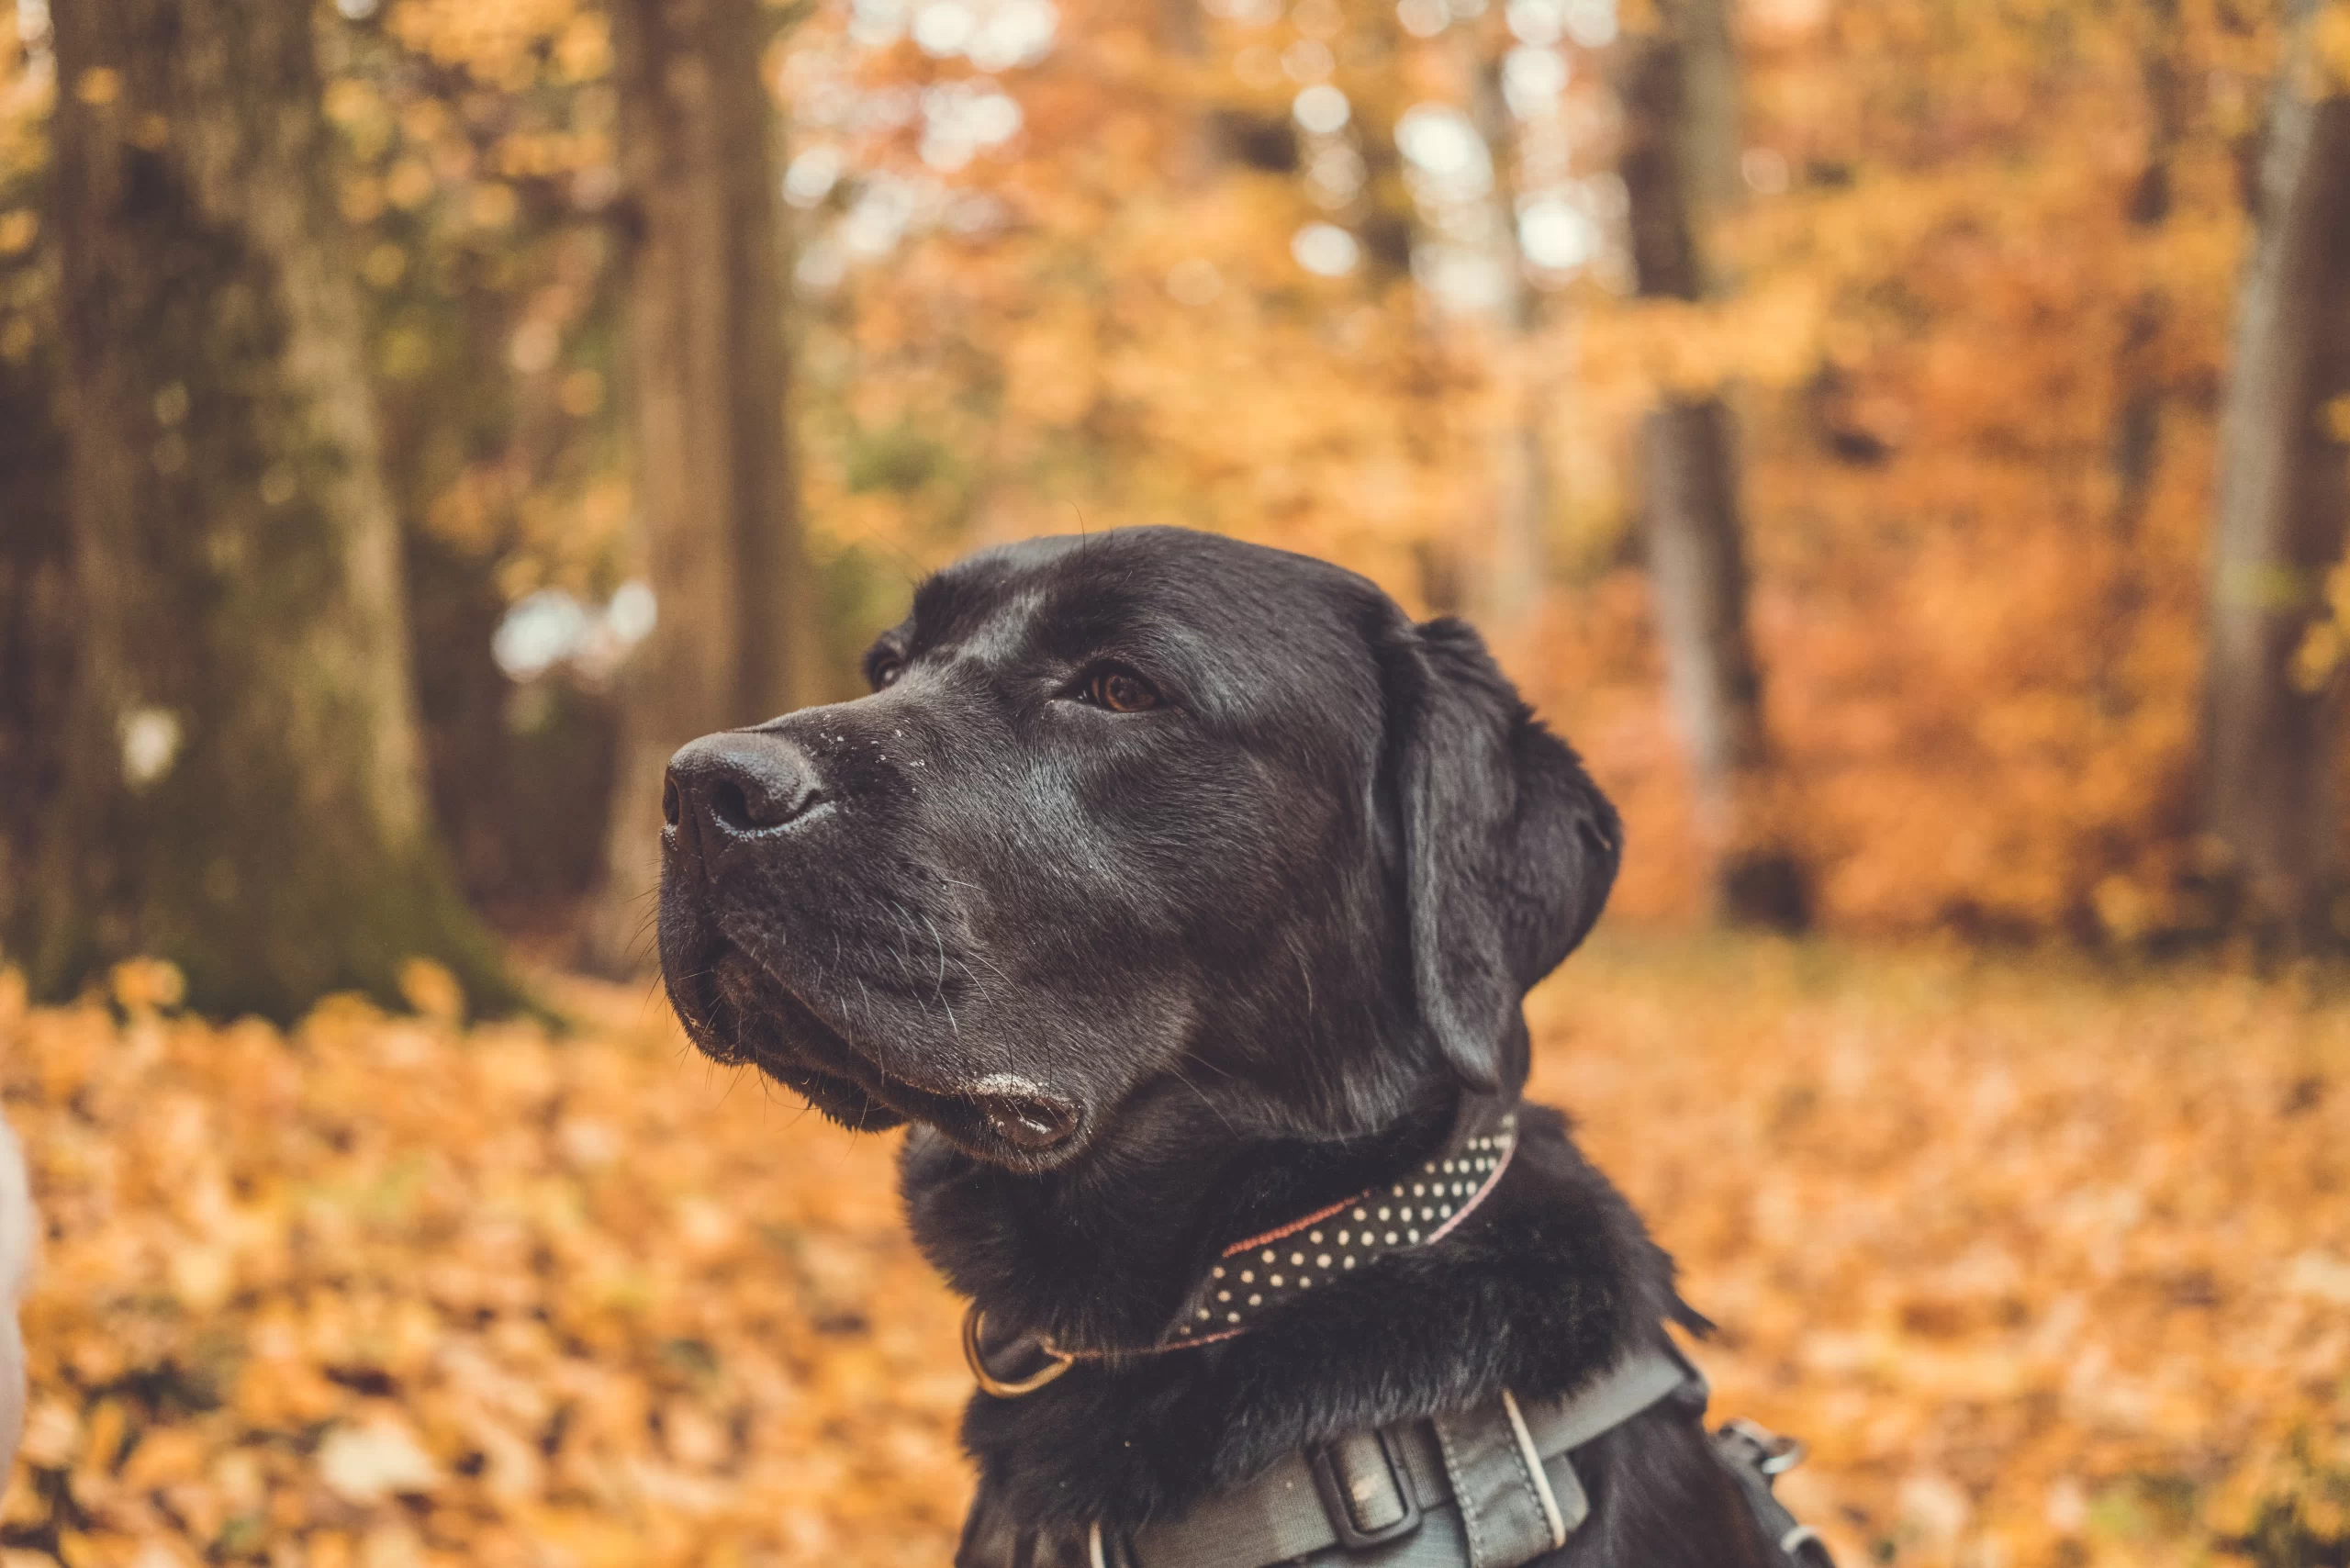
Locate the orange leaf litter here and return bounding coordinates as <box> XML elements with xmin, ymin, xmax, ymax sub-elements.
<box><xmin>2</xmin><ymin>943</ymin><xmax>2344</xmax><ymax>1568</ymax></box>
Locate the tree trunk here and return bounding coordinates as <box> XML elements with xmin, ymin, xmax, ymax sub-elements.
<box><xmin>1639</xmin><ymin>398</ymin><xmax>1763</xmax><ymax>801</ymax></box>
<box><xmin>0</xmin><ymin>319</ymin><xmax>71</xmax><ymax>927</ymax></box>
<box><xmin>1617</xmin><ymin>0</ymin><xmax>1807</xmax><ymax>929</ymax></box>
<box><xmin>27</xmin><ymin>0</ymin><xmax>515</xmax><ymax>1021</ymax></box>
<box><xmin>590</xmin><ymin>0</ymin><xmax>817</xmax><ymax>973</ymax></box>
<box><xmin>1460</xmin><ymin>44</ymin><xmax>1550</xmax><ymax>637</ymax></box>
<box><xmin>2095</xmin><ymin>0</ymin><xmax>2185</xmax><ymax>715</ymax></box>
<box><xmin>2201</xmin><ymin>0</ymin><xmax>2350</xmax><ymax>945</ymax></box>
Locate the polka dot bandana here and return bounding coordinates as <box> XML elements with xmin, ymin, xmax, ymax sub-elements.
<box><xmin>1161</xmin><ymin>1108</ymin><xmax>1519</xmax><ymax>1347</ymax></box>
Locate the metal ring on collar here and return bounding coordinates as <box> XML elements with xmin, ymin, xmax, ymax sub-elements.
<box><xmin>963</xmin><ymin>1305</ymin><xmax>1076</xmax><ymax>1397</ymax></box>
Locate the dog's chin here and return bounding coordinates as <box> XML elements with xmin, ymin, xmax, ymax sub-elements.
<box><xmin>665</xmin><ymin>943</ymin><xmax>1090</xmax><ymax>1171</ymax></box>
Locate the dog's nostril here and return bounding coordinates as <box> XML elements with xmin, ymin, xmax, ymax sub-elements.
<box><xmin>666</xmin><ymin>732</ymin><xmax>822</xmax><ymax>845</ymax></box>
<box><xmin>708</xmin><ymin>778</ymin><xmax>755</xmax><ymax>833</ymax></box>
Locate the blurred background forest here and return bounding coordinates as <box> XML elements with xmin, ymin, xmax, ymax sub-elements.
<box><xmin>0</xmin><ymin>0</ymin><xmax>2348</xmax><ymax>1562</ymax></box>
<box><xmin>6</xmin><ymin>0</ymin><xmax>2350</xmax><ymax>1000</ymax></box>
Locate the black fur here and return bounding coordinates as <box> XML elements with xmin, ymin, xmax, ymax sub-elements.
<box><xmin>656</xmin><ymin>528</ymin><xmax>1779</xmax><ymax>1564</ymax></box>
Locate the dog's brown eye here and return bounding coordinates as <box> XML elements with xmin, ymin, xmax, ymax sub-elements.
<box><xmin>867</xmin><ymin>654</ymin><xmax>904</xmax><ymax>690</ymax></box>
<box><xmin>1086</xmin><ymin>668</ymin><xmax>1160</xmax><ymax>712</ymax></box>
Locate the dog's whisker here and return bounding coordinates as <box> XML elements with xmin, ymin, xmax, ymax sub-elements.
<box><xmin>1177</xmin><ymin>1047</ymin><xmax>1237</xmax><ymax>1083</ymax></box>
<box><xmin>957</xmin><ymin>945</ymin><xmax>1018</xmax><ymax>996</ymax></box>
<box><xmin>1285</xmin><ymin>932</ymin><xmax>1316</xmax><ymax>1015</ymax></box>
<box><xmin>882</xmin><ymin>900</ymin><xmax>926</xmax><ymax>1001</ymax></box>
<box><xmin>921</xmin><ymin>912</ymin><xmax>950</xmax><ymax>992</ymax></box>
<box><xmin>1166</xmin><ymin>1062</ymin><xmax>1239</xmax><ymax>1137</ymax></box>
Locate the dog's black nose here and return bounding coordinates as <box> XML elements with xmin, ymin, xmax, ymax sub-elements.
<box><xmin>664</xmin><ymin>731</ymin><xmax>823</xmax><ymax>862</ymax></box>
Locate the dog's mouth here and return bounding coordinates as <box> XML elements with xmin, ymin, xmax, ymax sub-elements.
<box><xmin>666</xmin><ymin>937</ymin><xmax>1085</xmax><ymax>1164</ymax></box>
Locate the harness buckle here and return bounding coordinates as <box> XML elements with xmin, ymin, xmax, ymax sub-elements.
<box><xmin>1720</xmin><ymin>1417</ymin><xmax>1807</xmax><ymax>1475</ymax></box>
<box><xmin>1308</xmin><ymin>1428</ymin><xmax>1422</xmax><ymax>1549</ymax></box>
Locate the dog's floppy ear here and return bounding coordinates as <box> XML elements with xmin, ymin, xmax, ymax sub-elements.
<box><xmin>1383</xmin><ymin>616</ymin><xmax>1622</xmax><ymax>1094</ymax></box>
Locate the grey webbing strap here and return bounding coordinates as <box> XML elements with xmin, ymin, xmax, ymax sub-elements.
<box><xmin>1123</xmin><ymin>1346</ymin><xmax>1691</xmax><ymax>1568</ymax></box>
<box><xmin>1426</xmin><ymin>1349</ymin><xmax>1691</xmax><ymax>1568</ymax></box>
<box><xmin>1432</xmin><ymin>1395</ymin><xmax>1584</xmax><ymax>1566</ymax></box>
<box><xmin>1124</xmin><ymin>1450</ymin><xmax>1330</xmax><ymax>1568</ymax></box>
<box><xmin>1516</xmin><ymin>1342</ymin><xmax>1693</xmax><ymax>1461</ymax></box>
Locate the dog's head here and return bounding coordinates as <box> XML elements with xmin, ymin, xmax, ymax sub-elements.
<box><xmin>656</xmin><ymin>528</ymin><xmax>1618</xmax><ymax>1170</ymax></box>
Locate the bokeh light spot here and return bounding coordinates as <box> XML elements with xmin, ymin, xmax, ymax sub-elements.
<box><xmin>1292</xmin><ymin>222</ymin><xmax>1360</xmax><ymax>277</ymax></box>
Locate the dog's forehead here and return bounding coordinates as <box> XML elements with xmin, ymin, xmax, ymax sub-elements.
<box><xmin>910</xmin><ymin>530</ymin><xmax>1387</xmax><ymax>705</ymax></box>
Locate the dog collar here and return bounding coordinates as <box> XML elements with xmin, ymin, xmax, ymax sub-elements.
<box><xmin>964</xmin><ymin>1105</ymin><xmax>1520</xmax><ymax>1396</ymax></box>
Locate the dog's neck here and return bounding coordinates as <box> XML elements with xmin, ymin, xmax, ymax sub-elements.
<box><xmin>943</xmin><ymin>1097</ymin><xmax>1691</xmax><ymax>1540</ymax></box>
<box><xmin>1153</xmin><ymin>1101</ymin><xmax>1520</xmax><ymax>1349</ymax></box>
<box><xmin>900</xmin><ymin>1078</ymin><xmax>1485</xmax><ymax>1354</ymax></box>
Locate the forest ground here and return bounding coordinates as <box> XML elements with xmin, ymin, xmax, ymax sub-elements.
<box><xmin>2</xmin><ymin>939</ymin><xmax>2345</xmax><ymax>1568</ymax></box>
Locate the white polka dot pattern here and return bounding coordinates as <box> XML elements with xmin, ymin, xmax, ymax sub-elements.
<box><xmin>1160</xmin><ymin>1111</ymin><xmax>1518</xmax><ymax>1344</ymax></box>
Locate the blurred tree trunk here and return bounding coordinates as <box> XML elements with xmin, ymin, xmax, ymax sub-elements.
<box><xmin>0</xmin><ymin>320</ymin><xmax>70</xmax><ymax>927</ymax></box>
<box><xmin>591</xmin><ymin>0</ymin><xmax>817</xmax><ymax>974</ymax></box>
<box><xmin>28</xmin><ymin>0</ymin><xmax>516</xmax><ymax>1021</ymax></box>
<box><xmin>2096</xmin><ymin>0</ymin><xmax>2184</xmax><ymax>714</ymax></box>
<box><xmin>2201</xmin><ymin>0</ymin><xmax>2350</xmax><ymax>946</ymax></box>
<box><xmin>1461</xmin><ymin>47</ymin><xmax>1550</xmax><ymax>638</ymax></box>
<box><xmin>1617</xmin><ymin>0</ymin><xmax>1807</xmax><ymax>930</ymax></box>
<box><xmin>1156</xmin><ymin>0</ymin><xmax>1219</xmax><ymax>189</ymax></box>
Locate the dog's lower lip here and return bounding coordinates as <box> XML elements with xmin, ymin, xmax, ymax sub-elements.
<box><xmin>969</xmin><ymin>1081</ymin><xmax>1081</xmax><ymax>1150</ymax></box>
<box><xmin>692</xmin><ymin>936</ymin><xmax>1083</xmax><ymax>1159</ymax></box>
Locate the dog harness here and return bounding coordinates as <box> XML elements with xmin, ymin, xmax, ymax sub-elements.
<box><xmin>962</xmin><ymin>1340</ymin><xmax>1834</xmax><ymax>1568</ymax></box>
<box><xmin>959</xmin><ymin>1104</ymin><xmax>1838</xmax><ymax>1568</ymax></box>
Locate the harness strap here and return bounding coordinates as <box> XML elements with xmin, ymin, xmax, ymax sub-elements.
<box><xmin>964</xmin><ymin>1345</ymin><xmax>1838</xmax><ymax>1568</ymax></box>
<box><xmin>1712</xmin><ymin>1422</ymin><xmax>1838</xmax><ymax>1568</ymax></box>
<box><xmin>1121</xmin><ymin>1345</ymin><xmax>1690</xmax><ymax>1568</ymax></box>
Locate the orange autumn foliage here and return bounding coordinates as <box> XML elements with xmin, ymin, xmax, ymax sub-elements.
<box><xmin>4</xmin><ymin>946</ymin><xmax>2346</xmax><ymax>1567</ymax></box>
<box><xmin>6</xmin><ymin>0</ymin><xmax>2345</xmax><ymax>937</ymax></box>
<box><xmin>3</xmin><ymin>963</ymin><xmax>968</xmax><ymax>1568</ymax></box>
<box><xmin>1543</xmin><ymin>0</ymin><xmax>2281</xmax><ymax>934</ymax></box>
<box><xmin>778</xmin><ymin>0</ymin><xmax>2344</xmax><ymax>939</ymax></box>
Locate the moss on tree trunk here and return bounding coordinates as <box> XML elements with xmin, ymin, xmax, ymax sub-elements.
<box><xmin>25</xmin><ymin>0</ymin><xmax>519</xmax><ymax>1022</ymax></box>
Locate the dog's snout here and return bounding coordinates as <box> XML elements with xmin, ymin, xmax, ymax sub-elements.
<box><xmin>665</xmin><ymin>732</ymin><xmax>824</xmax><ymax>862</ymax></box>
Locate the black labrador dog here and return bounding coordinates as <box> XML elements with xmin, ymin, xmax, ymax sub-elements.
<box><xmin>657</xmin><ymin>528</ymin><xmax>1796</xmax><ymax>1566</ymax></box>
